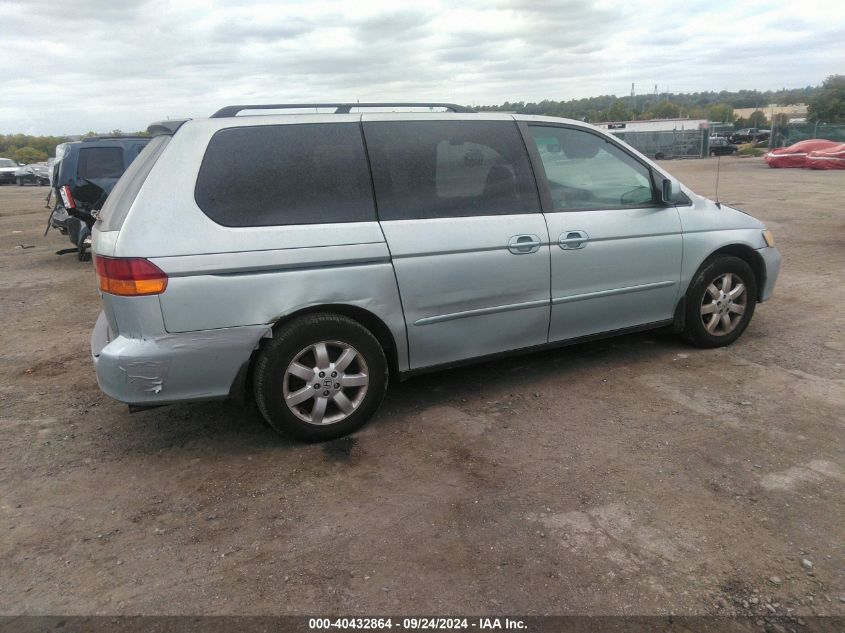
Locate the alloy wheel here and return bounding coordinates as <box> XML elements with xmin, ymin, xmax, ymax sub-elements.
<box><xmin>282</xmin><ymin>341</ymin><xmax>369</xmax><ymax>425</ymax></box>
<box><xmin>700</xmin><ymin>272</ymin><xmax>747</xmax><ymax>336</ymax></box>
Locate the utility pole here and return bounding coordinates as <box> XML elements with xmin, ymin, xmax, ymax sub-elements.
<box><xmin>631</xmin><ymin>83</ymin><xmax>636</xmax><ymax>116</ymax></box>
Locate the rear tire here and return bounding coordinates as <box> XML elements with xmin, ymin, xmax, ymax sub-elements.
<box><xmin>681</xmin><ymin>255</ymin><xmax>757</xmax><ymax>348</ymax></box>
<box><xmin>253</xmin><ymin>313</ymin><xmax>388</xmax><ymax>441</ymax></box>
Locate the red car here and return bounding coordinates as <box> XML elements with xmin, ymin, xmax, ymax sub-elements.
<box><xmin>765</xmin><ymin>139</ymin><xmax>839</xmax><ymax>168</ymax></box>
<box><xmin>806</xmin><ymin>143</ymin><xmax>845</xmax><ymax>170</ymax></box>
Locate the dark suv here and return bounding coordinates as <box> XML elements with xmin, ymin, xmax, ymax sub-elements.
<box><xmin>49</xmin><ymin>136</ymin><xmax>150</xmax><ymax>250</ymax></box>
<box><xmin>729</xmin><ymin>128</ymin><xmax>770</xmax><ymax>144</ymax></box>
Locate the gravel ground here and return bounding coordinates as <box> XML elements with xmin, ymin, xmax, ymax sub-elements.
<box><xmin>0</xmin><ymin>157</ymin><xmax>843</xmax><ymax>616</ymax></box>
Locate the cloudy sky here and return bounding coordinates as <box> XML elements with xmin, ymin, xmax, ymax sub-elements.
<box><xmin>1</xmin><ymin>0</ymin><xmax>844</xmax><ymax>135</ymax></box>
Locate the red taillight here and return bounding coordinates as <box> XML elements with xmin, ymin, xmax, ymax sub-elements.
<box><xmin>59</xmin><ymin>185</ymin><xmax>75</xmax><ymax>209</ymax></box>
<box><xmin>94</xmin><ymin>256</ymin><xmax>168</xmax><ymax>296</ymax></box>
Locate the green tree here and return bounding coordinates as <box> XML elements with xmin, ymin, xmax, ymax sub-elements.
<box><xmin>607</xmin><ymin>99</ymin><xmax>630</xmax><ymax>122</ymax></box>
<box><xmin>707</xmin><ymin>103</ymin><xmax>734</xmax><ymax>123</ymax></box>
<box><xmin>807</xmin><ymin>74</ymin><xmax>845</xmax><ymax>123</ymax></box>
<box><xmin>0</xmin><ymin>134</ymin><xmax>66</xmax><ymax>158</ymax></box>
<box><xmin>747</xmin><ymin>110</ymin><xmax>769</xmax><ymax>128</ymax></box>
<box><xmin>649</xmin><ymin>101</ymin><xmax>681</xmax><ymax>119</ymax></box>
<box><xmin>13</xmin><ymin>146</ymin><xmax>48</xmax><ymax>164</ymax></box>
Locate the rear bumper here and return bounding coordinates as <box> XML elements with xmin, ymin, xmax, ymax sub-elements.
<box><xmin>758</xmin><ymin>246</ymin><xmax>781</xmax><ymax>302</ymax></box>
<box><xmin>91</xmin><ymin>311</ymin><xmax>269</xmax><ymax>406</ymax></box>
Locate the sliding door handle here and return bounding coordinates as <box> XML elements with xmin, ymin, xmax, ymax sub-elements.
<box><xmin>559</xmin><ymin>230</ymin><xmax>590</xmax><ymax>250</ymax></box>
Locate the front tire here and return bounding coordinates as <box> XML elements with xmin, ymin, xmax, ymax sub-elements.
<box><xmin>253</xmin><ymin>313</ymin><xmax>388</xmax><ymax>441</ymax></box>
<box><xmin>681</xmin><ymin>255</ymin><xmax>757</xmax><ymax>348</ymax></box>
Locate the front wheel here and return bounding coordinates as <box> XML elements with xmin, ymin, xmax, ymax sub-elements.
<box><xmin>253</xmin><ymin>313</ymin><xmax>388</xmax><ymax>441</ymax></box>
<box><xmin>681</xmin><ymin>255</ymin><xmax>757</xmax><ymax>348</ymax></box>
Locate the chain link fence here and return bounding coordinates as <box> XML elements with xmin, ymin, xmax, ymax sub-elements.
<box><xmin>770</xmin><ymin>123</ymin><xmax>845</xmax><ymax>148</ymax></box>
<box><xmin>609</xmin><ymin>129</ymin><xmax>708</xmax><ymax>159</ymax></box>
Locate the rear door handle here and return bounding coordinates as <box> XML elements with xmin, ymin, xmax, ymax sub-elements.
<box><xmin>559</xmin><ymin>230</ymin><xmax>590</xmax><ymax>250</ymax></box>
<box><xmin>508</xmin><ymin>234</ymin><xmax>542</xmax><ymax>254</ymax></box>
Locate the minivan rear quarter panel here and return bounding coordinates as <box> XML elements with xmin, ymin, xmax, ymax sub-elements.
<box><xmin>112</xmin><ymin>116</ymin><xmax>410</xmax><ymax>371</ymax></box>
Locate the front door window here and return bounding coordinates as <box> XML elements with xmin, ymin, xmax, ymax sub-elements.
<box><xmin>528</xmin><ymin>126</ymin><xmax>657</xmax><ymax>211</ymax></box>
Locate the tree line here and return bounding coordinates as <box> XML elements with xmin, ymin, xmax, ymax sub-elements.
<box><xmin>0</xmin><ymin>134</ymin><xmax>68</xmax><ymax>164</ymax></box>
<box><xmin>476</xmin><ymin>76</ymin><xmax>844</xmax><ymax>127</ymax></box>
<box><xmin>0</xmin><ymin>129</ymin><xmax>148</xmax><ymax>164</ymax></box>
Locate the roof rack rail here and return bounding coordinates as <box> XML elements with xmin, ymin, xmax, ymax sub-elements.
<box><xmin>211</xmin><ymin>103</ymin><xmax>475</xmax><ymax>118</ymax></box>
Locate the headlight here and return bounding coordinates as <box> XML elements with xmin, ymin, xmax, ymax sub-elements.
<box><xmin>762</xmin><ymin>229</ymin><xmax>775</xmax><ymax>248</ymax></box>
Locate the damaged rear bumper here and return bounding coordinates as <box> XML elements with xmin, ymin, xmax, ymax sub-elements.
<box><xmin>91</xmin><ymin>311</ymin><xmax>269</xmax><ymax>406</ymax></box>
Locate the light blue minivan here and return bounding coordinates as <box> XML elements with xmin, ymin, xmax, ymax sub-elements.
<box><xmin>91</xmin><ymin>103</ymin><xmax>780</xmax><ymax>440</ymax></box>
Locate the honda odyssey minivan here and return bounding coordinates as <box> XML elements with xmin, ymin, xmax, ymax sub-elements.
<box><xmin>91</xmin><ymin>103</ymin><xmax>781</xmax><ymax>441</ymax></box>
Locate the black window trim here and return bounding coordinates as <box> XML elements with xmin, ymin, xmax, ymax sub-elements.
<box><xmin>517</xmin><ymin>121</ymin><xmax>685</xmax><ymax>214</ymax></box>
<box><xmin>193</xmin><ymin>121</ymin><xmax>378</xmax><ymax>228</ymax></box>
<box><xmin>362</xmin><ymin>119</ymin><xmax>542</xmax><ymax>222</ymax></box>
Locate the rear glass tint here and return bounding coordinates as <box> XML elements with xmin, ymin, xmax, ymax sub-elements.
<box><xmin>98</xmin><ymin>135</ymin><xmax>170</xmax><ymax>232</ymax></box>
<box><xmin>77</xmin><ymin>147</ymin><xmax>124</xmax><ymax>179</ymax></box>
<box><xmin>194</xmin><ymin>123</ymin><xmax>376</xmax><ymax>227</ymax></box>
<box><xmin>363</xmin><ymin>120</ymin><xmax>539</xmax><ymax>221</ymax></box>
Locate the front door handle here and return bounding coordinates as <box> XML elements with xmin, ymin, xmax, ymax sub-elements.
<box><xmin>559</xmin><ymin>230</ymin><xmax>590</xmax><ymax>250</ymax></box>
<box><xmin>508</xmin><ymin>234</ymin><xmax>542</xmax><ymax>254</ymax></box>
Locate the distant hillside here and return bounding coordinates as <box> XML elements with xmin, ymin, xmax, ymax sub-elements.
<box><xmin>474</xmin><ymin>85</ymin><xmax>821</xmax><ymax>125</ymax></box>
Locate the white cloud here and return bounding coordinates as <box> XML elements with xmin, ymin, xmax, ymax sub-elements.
<box><xmin>0</xmin><ymin>0</ymin><xmax>843</xmax><ymax>134</ymax></box>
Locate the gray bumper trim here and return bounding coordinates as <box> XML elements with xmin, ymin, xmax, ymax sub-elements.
<box><xmin>92</xmin><ymin>317</ymin><xmax>270</xmax><ymax>405</ymax></box>
<box><xmin>757</xmin><ymin>246</ymin><xmax>781</xmax><ymax>302</ymax></box>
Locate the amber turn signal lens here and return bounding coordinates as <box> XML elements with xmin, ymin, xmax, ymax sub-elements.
<box><xmin>762</xmin><ymin>229</ymin><xmax>775</xmax><ymax>248</ymax></box>
<box><xmin>94</xmin><ymin>255</ymin><xmax>168</xmax><ymax>296</ymax></box>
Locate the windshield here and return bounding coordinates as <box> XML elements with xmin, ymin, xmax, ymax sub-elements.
<box><xmin>0</xmin><ymin>159</ymin><xmax>16</xmax><ymax>167</ymax></box>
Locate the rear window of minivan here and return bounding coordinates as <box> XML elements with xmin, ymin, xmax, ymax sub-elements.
<box><xmin>195</xmin><ymin>123</ymin><xmax>376</xmax><ymax>227</ymax></box>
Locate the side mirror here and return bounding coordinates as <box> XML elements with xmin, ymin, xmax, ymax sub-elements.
<box><xmin>661</xmin><ymin>178</ymin><xmax>682</xmax><ymax>204</ymax></box>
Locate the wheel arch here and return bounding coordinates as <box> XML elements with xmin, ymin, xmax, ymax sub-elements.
<box><xmin>674</xmin><ymin>242</ymin><xmax>766</xmax><ymax>331</ymax></box>
<box><xmin>271</xmin><ymin>304</ymin><xmax>400</xmax><ymax>373</ymax></box>
<box><xmin>231</xmin><ymin>303</ymin><xmax>402</xmax><ymax>404</ymax></box>
<box><xmin>706</xmin><ymin>243</ymin><xmax>766</xmax><ymax>301</ymax></box>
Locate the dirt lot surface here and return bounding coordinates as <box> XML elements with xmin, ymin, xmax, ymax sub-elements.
<box><xmin>1</xmin><ymin>158</ymin><xmax>843</xmax><ymax>617</ymax></box>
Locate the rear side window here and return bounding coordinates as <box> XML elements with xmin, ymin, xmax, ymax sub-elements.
<box><xmin>195</xmin><ymin>123</ymin><xmax>376</xmax><ymax>227</ymax></box>
<box><xmin>77</xmin><ymin>147</ymin><xmax>125</xmax><ymax>179</ymax></box>
<box><xmin>363</xmin><ymin>121</ymin><xmax>539</xmax><ymax>221</ymax></box>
